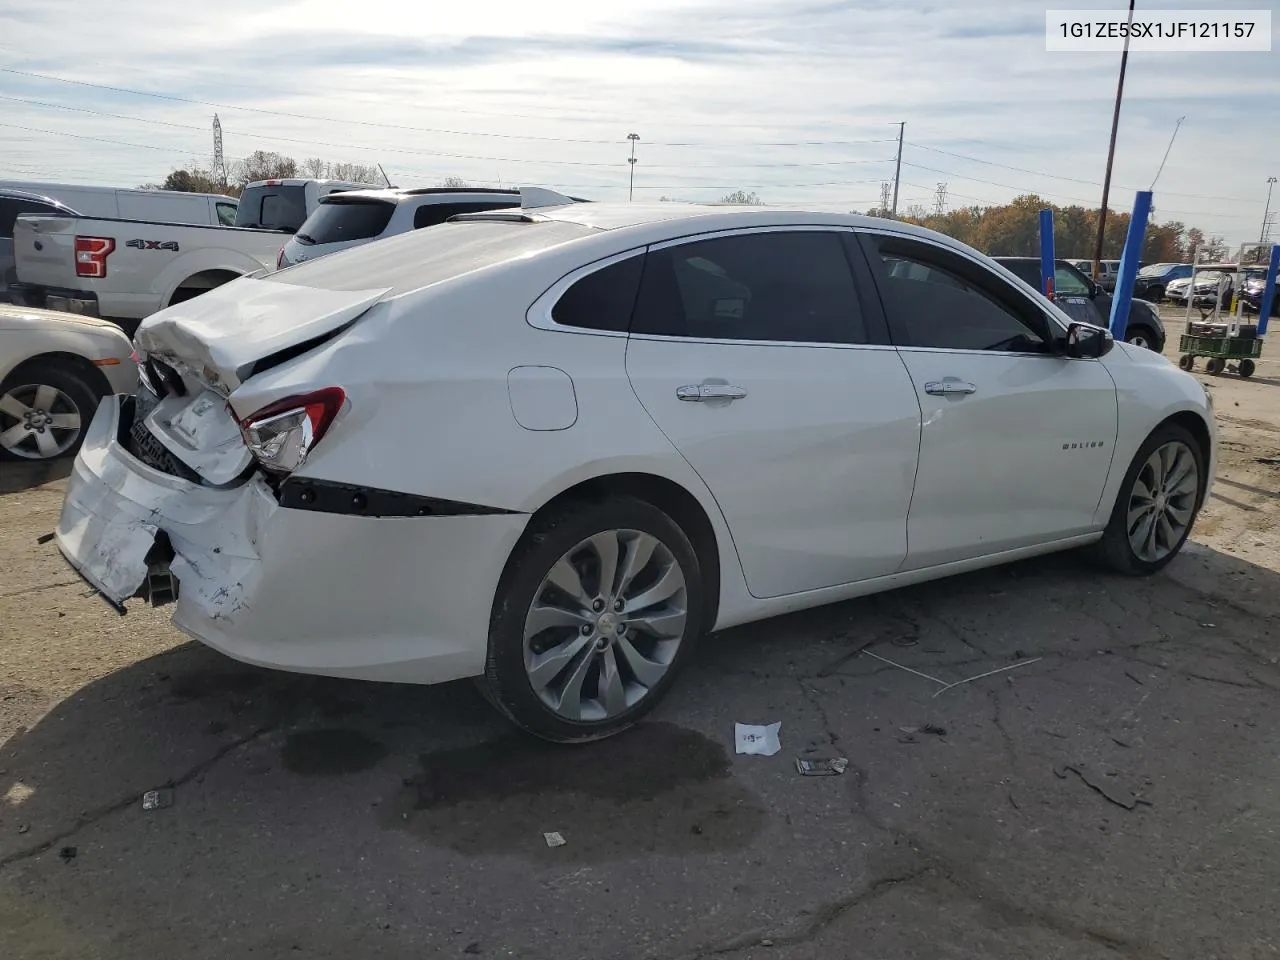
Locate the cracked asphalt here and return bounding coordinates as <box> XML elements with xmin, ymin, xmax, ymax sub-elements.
<box><xmin>3</xmin><ymin>334</ymin><xmax>1279</xmax><ymax>960</ymax></box>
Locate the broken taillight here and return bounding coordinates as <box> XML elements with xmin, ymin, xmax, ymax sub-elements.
<box><xmin>237</xmin><ymin>387</ymin><xmax>346</xmax><ymax>475</ymax></box>
<box><xmin>75</xmin><ymin>236</ymin><xmax>115</xmax><ymax>278</ymax></box>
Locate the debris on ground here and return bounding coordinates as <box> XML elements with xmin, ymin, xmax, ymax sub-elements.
<box><xmin>141</xmin><ymin>788</ymin><xmax>174</xmax><ymax>811</ymax></box>
<box><xmin>543</xmin><ymin>832</ymin><xmax>567</xmax><ymax>848</ymax></box>
<box><xmin>58</xmin><ymin>846</ymin><xmax>76</xmax><ymax>861</ymax></box>
<box><xmin>860</xmin><ymin>649</ymin><xmax>1042</xmax><ymax>697</ymax></box>
<box><xmin>919</xmin><ymin>723</ymin><xmax>947</xmax><ymax>736</ymax></box>
<box><xmin>16</xmin><ymin>824</ymin><xmax>28</xmax><ymax>834</ymax></box>
<box><xmin>463</xmin><ymin>942</ymin><xmax>482</xmax><ymax>954</ymax></box>
<box><xmin>795</xmin><ymin>757</ymin><xmax>848</xmax><ymax>776</ymax></box>
<box><xmin>735</xmin><ymin>722</ymin><xmax>782</xmax><ymax>757</ymax></box>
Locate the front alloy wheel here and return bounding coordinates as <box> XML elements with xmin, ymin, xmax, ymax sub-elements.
<box><xmin>1091</xmin><ymin>423</ymin><xmax>1204</xmax><ymax>575</ymax></box>
<box><xmin>483</xmin><ymin>496</ymin><xmax>703</xmax><ymax>742</ymax></box>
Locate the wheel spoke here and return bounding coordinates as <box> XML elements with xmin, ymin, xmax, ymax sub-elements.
<box><xmin>1166</xmin><ymin>504</ymin><xmax>1192</xmax><ymax>525</ymax></box>
<box><xmin>527</xmin><ymin>634</ymin><xmax>592</xmax><ymax>693</ymax></box>
<box><xmin>0</xmin><ymin>394</ymin><xmax>29</xmax><ymax>419</ymax></box>
<box><xmin>1157</xmin><ymin>513</ymin><xmax>1177</xmax><ymax>551</ymax></box>
<box><xmin>624</xmin><ymin>607</ymin><xmax>687</xmax><ymax>639</ymax></box>
<box><xmin>525</xmin><ymin>603</ymin><xmax>591</xmax><ymax>636</ymax></box>
<box><xmin>1145</xmin><ymin>452</ymin><xmax>1166</xmax><ymax>490</ymax></box>
<box><xmin>544</xmin><ymin>557</ymin><xmax>592</xmax><ymax>608</ymax></box>
<box><xmin>1143</xmin><ymin>508</ymin><xmax>1160</xmax><ymax>558</ymax></box>
<box><xmin>624</xmin><ymin>563</ymin><xmax>684</xmax><ymax>612</ymax></box>
<box><xmin>588</xmin><ymin>531</ymin><xmax>620</xmax><ymax>598</ymax></box>
<box><xmin>616</xmin><ymin>533</ymin><xmax>658</xmax><ymax>597</ymax></box>
<box><xmin>1131</xmin><ymin>477</ymin><xmax>1155</xmax><ymax>504</ymax></box>
<box><xmin>34</xmin><ymin>430</ymin><xmax>59</xmax><ymax>457</ymax></box>
<box><xmin>1130</xmin><ymin>512</ymin><xmax>1155</xmax><ymax>559</ymax></box>
<box><xmin>33</xmin><ymin>385</ymin><xmax>57</xmax><ymax>412</ymax></box>
<box><xmin>614</xmin><ymin>634</ymin><xmax>670</xmax><ymax>687</ymax></box>
<box><xmin>597</xmin><ymin>647</ymin><xmax>628</xmax><ymax>715</ymax></box>
<box><xmin>551</xmin><ymin>644</ymin><xmax>599</xmax><ymax>721</ymax></box>
<box><xmin>1169</xmin><ymin>471</ymin><xmax>1198</xmax><ymax>497</ymax></box>
<box><xmin>1127</xmin><ymin>503</ymin><xmax>1153</xmax><ymax>534</ymax></box>
<box><xmin>48</xmin><ymin>412</ymin><xmax>81</xmax><ymax>430</ymax></box>
<box><xmin>0</xmin><ymin>423</ymin><xmax>30</xmax><ymax>449</ymax></box>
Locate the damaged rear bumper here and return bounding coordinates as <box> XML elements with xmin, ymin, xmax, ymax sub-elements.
<box><xmin>54</xmin><ymin>394</ymin><xmax>531</xmax><ymax>685</ymax></box>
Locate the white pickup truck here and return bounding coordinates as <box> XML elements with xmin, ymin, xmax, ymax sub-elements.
<box><xmin>9</xmin><ymin>178</ymin><xmax>379</xmax><ymax>334</ymax></box>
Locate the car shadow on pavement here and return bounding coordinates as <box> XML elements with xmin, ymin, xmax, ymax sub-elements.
<box><xmin>0</xmin><ymin>459</ymin><xmax>72</xmax><ymax>495</ymax></box>
<box><xmin>2</xmin><ymin>543</ymin><xmax>1279</xmax><ymax>959</ymax></box>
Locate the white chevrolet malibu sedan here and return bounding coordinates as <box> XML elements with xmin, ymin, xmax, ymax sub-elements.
<box><xmin>54</xmin><ymin>192</ymin><xmax>1215</xmax><ymax>742</ymax></box>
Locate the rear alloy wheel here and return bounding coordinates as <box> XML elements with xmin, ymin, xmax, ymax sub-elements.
<box><xmin>1090</xmin><ymin>423</ymin><xmax>1204</xmax><ymax>575</ymax></box>
<box><xmin>0</xmin><ymin>364</ymin><xmax>99</xmax><ymax>461</ymax></box>
<box><xmin>482</xmin><ymin>496</ymin><xmax>703</xmax><ymax>742</ymax></box>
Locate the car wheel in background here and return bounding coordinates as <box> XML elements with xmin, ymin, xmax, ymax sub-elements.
<box><xmin>0</xmin><ymin>362</ymin><xmax>100</xmax><ymax>461</ymax></box>
<box><xmin>1124</xmin><ymin>326</ymin><xmax>1157</xmax><ymax>351</ymax></box>
<box><xmin>481</xmin><ymin>495</ymin><xmax>704</xmax><ymax>743</ymax></box>
<box><xmin>1089</xmin><ymin>422</ymin><xmax>1205</xmax><ymax>576</ymax></box>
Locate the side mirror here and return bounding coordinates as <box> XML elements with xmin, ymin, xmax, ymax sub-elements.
<box><xmin>1086</xmin><ymin>278</ymin><xmax>1101</xmax><ymax>298</ymax></box>
<box><xmin>1063</xmin><ymin>322</ymin><xmax>1113</xmax><ymax>359</ymax></box>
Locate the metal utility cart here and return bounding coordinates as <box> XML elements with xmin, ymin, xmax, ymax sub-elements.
<box><xmin>1177</xmin><ymin>243</ymin><xmax>1266</xmax><ymax>378</ymax></box>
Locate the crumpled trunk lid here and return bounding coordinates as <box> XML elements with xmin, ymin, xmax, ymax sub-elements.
<box><xmin>135</xmin><ymin>276</ymin><xmax>389</xmax><ymax>394</ymax></box>
<box><xmin>130</xmin><ymin>276</ymin><xmax>387</xmax><ymax>485</ymax></box>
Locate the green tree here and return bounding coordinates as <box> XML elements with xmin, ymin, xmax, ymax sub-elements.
<box><xmin>719</xmin><ymin>190</ymin><xmax>761</xmax><ymax>205</ymax></box>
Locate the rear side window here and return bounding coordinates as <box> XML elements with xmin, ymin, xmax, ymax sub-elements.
<box><xmin>216</xmin><ymin>201</ymin><xmax>237</xmax><ymax>226</ymax></box>
<box><xmin>413</xmin><ymin>200</ymin><xmax>518</xmax><ymax>230</ymax></box>
<box><xmin>630</xmin><ymin>230</ymin><xmax>867</xmax><ymax>344</ymax></box>
<box><xmin>295</xmin><ymin>200</ymin><xmax>395</xmax><ymax>245</ymax></box>
<box><xmin>551</xmin><ymin>255</ymin><xmax>645</xmax><ymax>331</ymax></box>
<box><xmin>235</xmin><ymin>185</ymin><xmax>307</xmax><ymax>231</ymax></box>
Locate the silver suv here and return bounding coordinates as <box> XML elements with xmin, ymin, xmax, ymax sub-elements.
<box><xmin>275</xmin><ymin>187</ymin><xmax>521</xmax><ymax>269</ymax></box>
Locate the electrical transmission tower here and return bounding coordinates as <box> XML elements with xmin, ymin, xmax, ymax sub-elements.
<box><xmin>212</xmin><ymin>114</ymin><xmax>227</xmax><ymax>188</ymax></box>
<box><xmin>879</xmin><ymin>181</ymin><xmax>892</xmax><ymax>214</ymax></box>
<box><xmin>933</xmin><ymin>182</ymin><xmax>948</xmax><ymax>217</ymax></box>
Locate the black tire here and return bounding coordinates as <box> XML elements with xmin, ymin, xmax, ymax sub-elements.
<box><xmin>0</xmin><ymin>362</ymin><xmax>101</xmax><ymax>462</ymax></box>
<box><xmin>1124</xmin><ymin>325</ymin><xmax>1158</xmax><ymax>351</ymax></box>
<box><xmin>1088</xmin><ymin>422</ymin><xmax>1205</xmax><ymax>576</ymax></box>
<box><xmin>1238</xmin><ymin>359</ymin><xmax>1256</xmax><ymax>378</ymax></box>
<box><xmin>481</xmin><ymin>495</ymin><xmax>704</xmax><ymax>743</ymax></box>
<box><xmin>1177</xmin><ymin>354</ymin><xmax>1195</xmax><ymax>371</ymax></box>
<box><xmin>1150</xmin><ymin>285</ymin><xmax>1166</xmax><ymax>302</ymax></box>
<box><xmin>1205</xmin><ymin>357</ymin><xmax>1225</xmax><ymax>375</ymax></box>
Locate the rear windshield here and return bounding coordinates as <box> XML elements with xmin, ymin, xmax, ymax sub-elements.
<box><xmin>267</xmin><ymin>218</ymin><xmax>596</xmax><ymax>296</ymax></box>
<box><xmin>235</xmin><ymin>184</ymin><xmax>308</xmax><ymax>232</ymax></box>
<box><xmin>295</xmin><ymin>199</ymin><xmax>395</xmax><ymax>245</ymax></box>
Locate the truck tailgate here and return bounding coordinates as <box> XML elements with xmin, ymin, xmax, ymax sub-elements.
<box><xmin>13</xmin><ymin>216</ymin><xmax>82</xmax><ymax>290</ymax></box>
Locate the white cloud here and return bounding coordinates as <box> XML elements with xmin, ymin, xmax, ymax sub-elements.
<box><xmin>0</xmin><ymin>0</ymin><xmax>1276</xmax><ymax>243</ymax></box>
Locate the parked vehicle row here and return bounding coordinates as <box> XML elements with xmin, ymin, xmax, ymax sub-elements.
<box><xmin>992</xmin><ymin>256</ymin><xmax>1166</xmax><ymax>352</ymax></box>
<box><xmin>7</xmin><ymin>178</ymin><xmax>379</xmax><ymax>333</ymax></box>
<box><xmin>52</xmin><ymin>193</ymin><xmax>1215</xmax><ymax>741</ymax></box>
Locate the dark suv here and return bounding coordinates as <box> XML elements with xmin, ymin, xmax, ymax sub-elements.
<box><xmin>992</xmin><ymin>257</ymin><xmax>1166</xmax><ymax>353</ymax></box>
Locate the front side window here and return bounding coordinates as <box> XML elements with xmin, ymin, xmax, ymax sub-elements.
<box><xmin>630</xmin><ymin>230</ymin><xmax>867</xmax><ymax>344</ymax></box>
<box><xmin>216</xmin><ymin>202</ymin><xmax>237</xmax><ymax>226</ymax></box>
<box><xmin>1054</xmin><ymin>266</ymin><xmax>1092</xmax><ymax>298</ymax></box>
<box><xmin>866</xmin><ymin>236</ymin><xmax>1049</xmax><ymax>352</ymax></box>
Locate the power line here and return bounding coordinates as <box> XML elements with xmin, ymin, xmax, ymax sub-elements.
<box><xmin>906</xmin><ymin>141</ymin><xmax>1257</xmax><ymax>203</ymax></box>
<box><xmin>0</xmin><ymin>66</ymin><xmax>899</xmax><ymax>149</ymax></box>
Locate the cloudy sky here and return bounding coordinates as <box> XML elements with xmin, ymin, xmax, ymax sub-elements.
<box><xmin>0</xmin><ymin>0</ymin><xmax>1276</xmax><ymax>245</ymax></box>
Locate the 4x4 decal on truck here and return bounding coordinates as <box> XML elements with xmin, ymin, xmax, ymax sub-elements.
<box><xmin>126</xmin><ymin>239</ymin><xmax>180</xmax><ymax>252</ymax></box>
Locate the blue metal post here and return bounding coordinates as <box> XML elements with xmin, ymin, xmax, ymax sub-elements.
<box><xmin>1109</xmin><ymin>190</ymin><xmax>1152</xmax><ymax>340</ymax></box>
<box><xmin>1038</xmin><ymin>209</ymin><xmax>1055</xmax><ymax>299</ymax></box>
<box><xmin>1258</xmin><ymin>244</ymin><xmax>1280</xmax><ymax>336</ymax></box>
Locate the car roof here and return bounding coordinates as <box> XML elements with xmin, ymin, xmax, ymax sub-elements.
<box><xmin>0</xmin><ymin>187</ymin><xmax>79</xmax><ymax>211</ymax></box>
<box><xmin>318</xmin><ymin>187</ymin><xmax>522</xmax><ymax>205</ymax></box>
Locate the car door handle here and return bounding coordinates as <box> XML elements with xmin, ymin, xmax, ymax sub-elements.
<box><xmin>677</xmin><ymin>383</ymin><xmax>748</xmax><ymax>402</ymax></box>
<box><xmin>923</xmin><ymin>378</ymin><xmax>977</xmax><ymax>396</ymax></box>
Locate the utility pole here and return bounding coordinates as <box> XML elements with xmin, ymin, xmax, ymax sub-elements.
<box><xmin>627</xmin><ymin>133</ymin><xmax>640</xmax><ymax>201</ymax></box>
<box><xmin>1261</xmin><ymin>176</ymin><xmax>1277</xmax><ymax>243</ymax></box>
<box><xmin>1093</xmin><ymin>0</ymin><xmax>1136</xmax><ymax>282</ymax></box>
<box><xmin>891</xmin><ymin>121</ymin><xmax>905</xmax><ymax>218</ymax></box>
<box><xmin>879</xmin><ymin>181</ymin><xmax>892</xmax><ymax>215</ymax></box>
<box><xmin>933</xmin><ymin>182</ymin><xmax>948</xmax><ymax>217</ymax></box>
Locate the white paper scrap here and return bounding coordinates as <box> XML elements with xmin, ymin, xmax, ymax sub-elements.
<box><xmin>735</xmin><ymin>722</ymin><xmax>782</xmax><ymax>756</ymax></box>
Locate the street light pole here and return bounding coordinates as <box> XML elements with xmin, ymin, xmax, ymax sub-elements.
<box><xmin>627</xmin><ymin>133</ymin><xmax>640</xmax><ymax>201</ymax></box>
<box><xmin>1093</xmin><ymin>0</ymin><xmax>1136</xmax><ymax>282</ymax></box>
<box><xmin>1261</xmin><ymin>176</ymin><xmax>1277</xmax><ymax>243</ymax></box>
